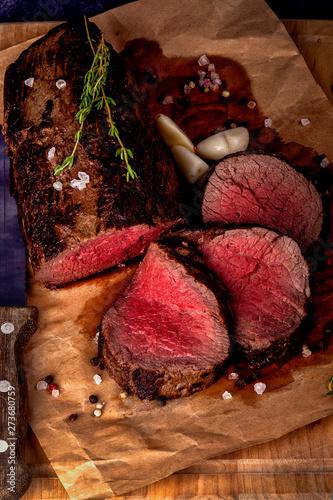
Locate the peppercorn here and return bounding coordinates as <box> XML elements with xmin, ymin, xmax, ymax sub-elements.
<box><xmin>48</xmin><ymin>383</ymin><xmax>58</xmax><ymax>391</ymax></box>
<box><xmin>44</xmin><ymin>375</ymin><xmax>53</xmax><ymax>385</ymax></box>
<box><xmin>156</xmin><ymin>396</ymin><xmax>167</xmax><ymax>407</ymax></box>
<box><xmin>119</xmin><ymin>390</ymin><xmax>128</xmax><ymax>399</ymax></box>
<box><xmin>90</xmin><ymin>357</ymin><xmax>99</xmax><ymax>366</ymax></box>
<box><xmin>188</xmin><ymin>81</ymin><xmax>196</xmax><ymax>89</ymax></box>
<box><xmin>68</xmin><ymin>414</ymin><xmax>77</xmax><ymax>422</ymax></box>
<box><xmin>89</xmin><ymin>395</ymin><xmax>98</xmax><ymax>404</ymax></box>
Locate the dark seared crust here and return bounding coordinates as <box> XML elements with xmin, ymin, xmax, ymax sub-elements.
<box><xmin>3</xmin><ymin>19</ymin><xmax>183</xmax><ymax>277</ymax></box>
<box><xmin>101</xmin><ymin>338</ymin><xmax>227</xmax><ymax>399</ymax></box>
<box><xmin>99</xmin><ymin>242</ymin><xmax>232</xmax><ymax>400</ymax></box>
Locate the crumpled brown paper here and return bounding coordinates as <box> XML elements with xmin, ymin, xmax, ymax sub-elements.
<box><xmin>1</xmin><ymin>0</ymin><xmax>333</xmax><ymax>498</ymax></box>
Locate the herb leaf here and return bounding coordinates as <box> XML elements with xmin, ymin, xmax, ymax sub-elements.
<box><xmin>54</xmin><ymin>16</ymin><xmax>137</xmax><ymax>181</ymax></box>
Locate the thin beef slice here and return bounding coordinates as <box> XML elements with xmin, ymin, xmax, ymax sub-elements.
<box><xmin>3</xmin><ymin>19</ymin><xmax>183</xmax><ymax>287</ymax></box>
<box><xmin>100</xmin><ymin>242</ymin><xmax>231</xmax><ymax>400</ymax></box>
<box><xmin>201</xmin><ymin>151</ymin><xmax>323</xmax><ymax>251</ymax></box>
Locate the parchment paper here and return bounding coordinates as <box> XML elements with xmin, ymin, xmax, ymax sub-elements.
<box><xmin>1</xmin><ymin>0</ymin><xmax>333</xmax><ymax>497</ymax></box>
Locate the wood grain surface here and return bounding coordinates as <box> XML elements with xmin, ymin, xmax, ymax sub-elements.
<box><xmin>15</xmin><ymin>18</ymin><xmax>333</xmax><ymax>500</ymax></box>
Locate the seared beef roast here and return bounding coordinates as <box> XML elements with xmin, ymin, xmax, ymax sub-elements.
<box><xmin>3</xmin><ymin>20</ymin><xmax>183</xmax><ymax>287</ymax></box>
<box><xmin>201</xmin><ymin>151</ymin><xmax>323</xmax><ymax>251</ymax></box>
<box><xmin>100</xmin><ymin>242</ymin><xmax>231</xmax><ymax>399</ymax></box>
<box><xmin>165</xmin><ymin>226</ymin><xmax>310</xmax><ymax>366</ymax></box>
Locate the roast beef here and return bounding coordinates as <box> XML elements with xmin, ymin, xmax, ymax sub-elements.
<box><xmin>99</xmin><ymin>241</ymin><xmax>232</xmax><ymax>400</ymax></box>
<box><xmin>3</xmin><ymin>19</ymin><xmax>183</xmax><ymax>287</ymax></box>
<box><xmin>201</xmin><ymin>151</ymin><xmax>323</xmax><ymax>251</ymax></box>
<box><xmin>165</xmin><ymin>226</ymin><xmax>311</xmax><ymax>367</ymax></box>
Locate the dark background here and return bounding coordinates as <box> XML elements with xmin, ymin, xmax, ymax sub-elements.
<box><xmin>0</xmin><ymin>0</ymin><xmax>332</xmax><ymax>23</ymax></box>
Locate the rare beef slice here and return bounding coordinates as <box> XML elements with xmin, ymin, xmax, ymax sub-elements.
<box><xmin>3</xmin><ymin>19</ymin><xmax>183</xmax><ymax>287</ymax></box>
<box><xmin>201</xmin><ymin>151</ymin><xmax>323</xmax><ymax>251</ymax></box>
<box><xmin>99</xmin><ymin>242</ymin><xmax>232</xmax><ymax>400</ymax></box>
<box><xmin>166</xmin><ymin>226</ymin><xmax>311</xmax><ymax>367</ymax></box>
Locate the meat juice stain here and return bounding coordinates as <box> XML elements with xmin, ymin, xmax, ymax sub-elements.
<box><xmin>120</xmin><ymin>39</ymin><xmax>333</xmax><ymax>383</ymax></box>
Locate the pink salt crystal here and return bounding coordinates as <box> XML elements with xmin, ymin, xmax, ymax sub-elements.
<box><xmin>212</xmin><ymin>78</ymin><xmax>222</xmax><ymax>86</ymax></box>
<box><xmin>198</xmin><ymin>77</ymin><xmax>205</xmax><ymax>87</ymax></box>
<box><xmin>320</xmin><ymin>157</ymin><xmax>330</xmax><ymax>168</ymax></box>
<box><xmin>228</xmin><ymin>372</ymin><xmax>238</xmax><ymax>380</ymax></box>
<box><xmin>36</xmin><ymin>381</ymin><xmax>48</xmax><ymax>390</ymax></box>
<box><xmin>163</xmin><ymin>95</ymin><xmax>174</xmax><ymax>104</ymax></box>
<box><xmin>302</xmin><ymin>348</ymin><xmax>312</xmax><ymax>358</ymax></box>
<box><xmin>210</xmin><ymin>71</ymin><xmax>220</xmax><ymax>81</ymax></box>
<box><xmin>198</xmin><ymin>54</ymin><xmax>210</xmax><ymax>66</ymax></box>
<box><xmin>222</xmin><ymin>391</ymin><xmax>232</xmax><ymax>400</ymax></box>
<box><xmin>198</xmin><ymin>70</ymin><xmax>206</xmax><ymax>78</ymax></box>
<box><xmin>183</xmin><ymin>85</ymin><xmax>192</xmax><ymax>95</ymax></box>
<box><xmin>264</xmin><ymin>118</ymin><xmax>272</xmax><ymax>128</ymax></box>
<box><xmin>203</xmin><ymin>78</ymin><xmax>211</xmax><ymax>88</ymax></box>
<box><xmin>52</xmin><ymin>389</ymin><xmax>60</xmax><ymax>398</ymax></box>
<box><xmin>301</xmin><ymin>118</ymin><xmax>310</xmax><ymax>126</ymax></box>
<box><xmin>24</xmin><ymin>77</ymin><xmax>34</xmax><ymax>87</ymax></box>
<box><xmin>254</xmin><ymin>382</ymin><xmax>266</xmax><ymax>395</ymax></box>
<box><xmin>211</xmin><ymin>83</ymin><xmax>220</xmax><ymax>91</ymax></box>
<box><xmin>208</xmin><ymin>63</ymin><xmax>215</xmax><ymax>72</ymax></box>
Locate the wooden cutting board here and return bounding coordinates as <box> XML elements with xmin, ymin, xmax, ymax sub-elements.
<box><xmin>18</xmin><ymin>18</ymin><xmax>333</xmax><ymax>499</ymax></box>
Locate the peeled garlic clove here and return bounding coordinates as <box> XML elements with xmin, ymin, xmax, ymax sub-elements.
<box><xmin>155</xmin><ymin>114</ymin><xmax>195</xmax><ymax>152</ymax></box>
<box><xmin>196</xmin><ymin>127</ymin><xmax>249</xmax><ymax>160</ymax></box>
<box><xmin>171</xmin><ymin>145</ymin><xmax>209</xmax><ymax>184</ymax></box>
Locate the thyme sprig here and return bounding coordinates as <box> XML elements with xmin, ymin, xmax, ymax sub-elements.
<box><xmin>54</xmin><ymin>17</ymin><xmax>137</xmax><ymax>181</ymax></box>
<box><xmin>327</xmin><ymin>375</ymin><xmax>333</xmax><ymax>395</ymax></box>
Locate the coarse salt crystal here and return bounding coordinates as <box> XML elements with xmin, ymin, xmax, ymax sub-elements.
<box><xmin>198</xmin><ymin>77</ymin><xmax>205</xmax><ymax>87</ymax></box>
<box><xmin>208</xmin><ymin>63</ymin><xmax>215</xmax><ymax>72</ymax></box>
<box><xmin>52</xmin><ymin>389</ymin><xmax>60</xmax><ymax>398</ymax></box>
<box><xmin>228</xmin><ymin>372</ymin><xmax>239</xmax><ymax>380</ymax></box>
<box><xmin>211</xmin><ymin>83</ymin><xmax>220</xmax><ymax>92</ymax></box>
<box><xmin>56</xmin><ymin>79</ymin><xmax>66</xmax><ymax>89</ymax></box>
<box><xmin>301</xmin><ymin>118</ymin><xmax>310</xmax><ymax>126</ymax></box>
<box><xmin>93</xmin><ymin>374</ymin><xmax>102</xmax><ymax>385</ymax></box>
<box><xmin>302</xmin><ymin>348</ymin><xmax>312</xmax><ymax>358</ymax></box>
<box><xmin>254</xmin><ymin>382</ymin><xmax>266</xmax><ymax>395</ymax></box>
<box><xmin>36</xmin><ymin>381</ymin><xmax>48</xmax><ymax>390</ymax></box>
<box><xmin>264</xmin><ymin>118</ymin><xmax>272</xmax><ymax>128</ymax></box>
<box><xmin>93</xmin><ymin>331</ymin><xmax>100</xmax><ymax>344</ymax></box>
<box><xmin>183</xmin><ymin>85</ymin><xmax>192</xmax><ymax>95</ymax></box>
<box><xmin>198</xmin><ymin>70</ymin><xmax>206</xmax><ymax>78</ymax></box>
<box><xmin>198</xmin><ymin>54</ymin><xmax>210</xmax><ymax>66</ymax></box>
<box><xmin>203</xmin><ymin>78</ymin><xmax>211</xmax><ymax>88</ymax></box>
<box><xmin>48</xmin><ymin>147</ymin><xmax>56</xmax><ymax>161</ymax></box>
<box><xmin>212</xmin><ymin>78</ymin><xmax>222</xmax><ymax>86</ymax></box>
<box><xmin>222</xmin><ymin>391</ymin><xmax>232</xmax><ymax>400</ymax></box>
<box><xmin>78</xmin><ymin>171</ymin><xmax>90</xmax><ymax>182</ymax></box>
<box><xmin>53</xmin><ymin>181</ymin><xmax>63</xmax><ymax>191</ymax></box>
<box><xmin>70</xmin><ymin>179</ymin><xmax>87</xmax><ymax>190</ymax></box>
<box><xmin>163</xmin><ymin>95</ymin><xmax>174</xmax><ymax>104</ymax></box>
<box><xmin>247</xmin><ymin>100</ymin><xmax>256</xmax><ymax>109</ymax></box>
<box><xmin>24</xmin><ymin>77</ymin><xmax>34</xmax><ymax>87</ymax></box>
<box><xmin>210</xmin><ymin>71</ymin><xmax>220</xmax><ymax>81</ymax></box>
<box><xmin>320</xmin><ymin>157</ymin><xmax>330</xmax><ymax>168</ymax></box>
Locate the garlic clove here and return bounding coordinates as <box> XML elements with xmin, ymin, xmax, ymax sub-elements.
<box><xmin>196</xmin><ymin>126</ymin><xmax>249</xmax><ymax>160</ymax></box>
<box><xmin>155</xmin><ymin>114</ymin><xmax>195</xmax><ymax>152</ymax></box>
<box><xmin>171</xmin><ymin>145</ymin><xmax>209</xmax><ymax>184</ymax></box>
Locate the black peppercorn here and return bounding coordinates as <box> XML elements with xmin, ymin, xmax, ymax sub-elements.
<box><xmin>90</xmin><ymin>357</ymin><xmax>99</xmax><ymax>366</ymax></box>
<box><xmin>44</xmin><ymin>375</ymin><xmax>53</xmax><ymax>385</ymax></box>
<box><xmin>156</xmin><ymin>396</ymin><xmax>167</xmax><ymax>407</ymax></box>
<box><xmin>89</xmin><ymin>395</ymin><xmax>98</xmax><ymax>404</ymax></box>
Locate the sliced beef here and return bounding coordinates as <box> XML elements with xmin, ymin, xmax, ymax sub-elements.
<box><xmin>100</xmin><ymin>242</ymin><xmax>231</xmax><ymax>400</ymax></box>
<box><xmin>166</xmin><ymin>226</ymin><xmax>310</xmax><ymax>366</ymax></box>
<box><xmin>3</xmin><ymin>20</ymin><xmax>183</xmax><ymax>287</ymax></box>
<box><xmin>201</xmin><ymin>151</ymin><xmax>323</xmax><ymax>251</ymax></box>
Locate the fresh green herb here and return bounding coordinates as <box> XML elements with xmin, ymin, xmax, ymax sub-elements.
<box><xmin>327</xmin><ymin>375</ymin><xmax>333</xmax><ymax>395</ymax></box>
<box><xmin>55</xmin><ymin>16</ymin><xmax>137</xmax><ymax>181</ymax></box>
